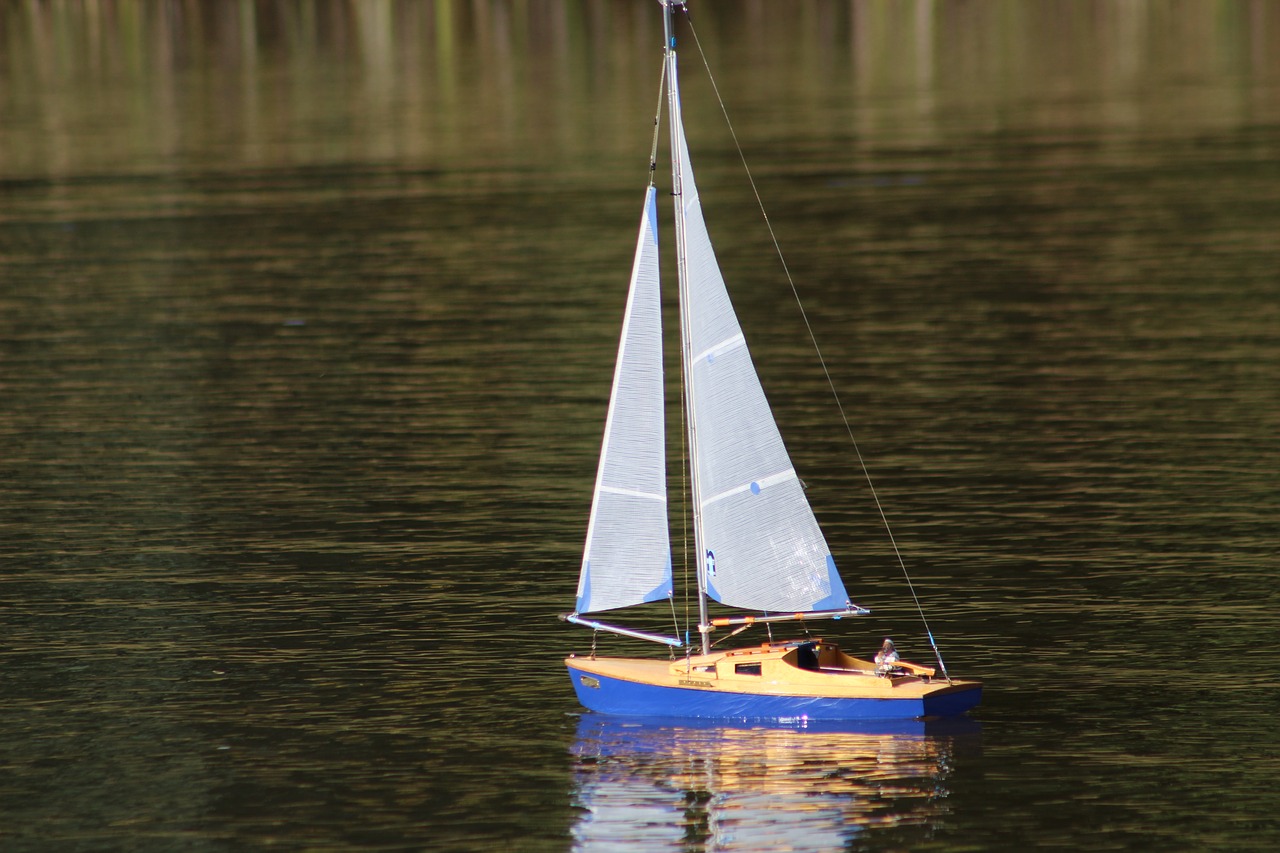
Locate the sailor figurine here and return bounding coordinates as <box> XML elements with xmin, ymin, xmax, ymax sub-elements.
<box><xmin>874</xmin><ymin>638</ymin><xmax>900</xmax><ymax>675</ymax></box>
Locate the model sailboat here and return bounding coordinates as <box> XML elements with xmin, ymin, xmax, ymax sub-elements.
<box><xmin>563</xmin><ymin>1</ymin><xmax>981</xmax><ymax>721</ymax></box>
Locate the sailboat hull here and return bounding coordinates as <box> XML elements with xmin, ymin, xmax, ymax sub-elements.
<box><xmin>565</xmin><ymin>642</ymin><xmax>981</xmax><ymax>722</ymax></box>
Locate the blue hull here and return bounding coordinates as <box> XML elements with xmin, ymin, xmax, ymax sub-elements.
<box><xmin>567</xmin><ymin>660</ymin><xmax>981</xmax><ymax>722</ymax></box>
<box><xmin>573</xmin><ymin>711</ymin><xmax>983</xmax><ymax>740</ymax></box>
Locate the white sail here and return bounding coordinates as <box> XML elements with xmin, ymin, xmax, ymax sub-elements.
<box><xmin>576</xmin><ymin>187</ymin><xmax>673</xmax><ymax>613</ymax></box>
<box><xmin>670</xmin><ymin>68</ymin><xmax>850</xmax><ymax>614</ymax></box>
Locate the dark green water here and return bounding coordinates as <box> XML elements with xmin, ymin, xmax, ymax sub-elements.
<box><xmin>2</xmin><ymin>2</ymin><xmax>1278</xmax><ymax>850</ymax></box>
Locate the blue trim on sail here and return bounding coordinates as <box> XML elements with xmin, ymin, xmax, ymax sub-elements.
<box><xmin>645</xmin><ymin>189</ymin><xmax>659</xmax><ymax>240</ymax></box>
<box><xmin>579</xmin><ymin>559</ymin><xmax>672</xmax><ymax>612</ymax></box>
<box><xmin>703</xmin><ymin>549</ymin><xmax>723</xmax><ymax>603</ymax></box>
<box><xmin>700</xmin><ymin>548</ymin><xmax>845</xmax><ymax>613</ymax></box>
<box><xmin>641</xmin><ymin>556</ymin><xmax>674</xmax><ymax>603</ymax></box>
<box><xmin>811</xmin><ymin>555</ymin><xmax>849</xmax><ymax>611</ymax></box>
<box><xmin>576</xmin><ymin>564</ymin><xmax>593</xmax><ymax>613</ymax></box>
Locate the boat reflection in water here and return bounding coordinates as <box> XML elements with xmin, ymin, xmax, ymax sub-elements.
<box><xmin>569</xmin><ymin>714</ymin><xmax>981</xmax><ymax>850</ymax></box>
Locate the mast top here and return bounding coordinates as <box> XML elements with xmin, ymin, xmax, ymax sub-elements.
<box><xmin>662</xmin><ymin>0</ymin><xmax>686</xmax><ymax>50</ymax></box>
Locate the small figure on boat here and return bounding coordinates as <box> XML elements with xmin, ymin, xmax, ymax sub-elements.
<box><xmin>874</xmin><ymin>638</ymin><xmax>900</xmax><ymax>674</ymax></box>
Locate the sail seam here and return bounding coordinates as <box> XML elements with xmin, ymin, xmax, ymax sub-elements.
<box><xmin>700</xmin><ymin>468</ymin><xmax>796</xmax><ymax>509</ymax></box>
<box><xmin>599</xmin><ymin>485</ymin><xmax>666</xmax><ymax>502</ymax></box>
<box><xmin>693</xmin><ymin>333</ymin><xmax>745</xmax><ymax>365</ymax></box>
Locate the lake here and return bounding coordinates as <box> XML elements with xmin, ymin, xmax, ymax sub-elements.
<box><xmin>1</xmin><ymin>1</ymin><xmax>1278</xmax><ymax>850</ymax></box>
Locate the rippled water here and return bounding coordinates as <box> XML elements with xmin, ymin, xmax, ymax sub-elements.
<box><xmin>2</xmin><ymin>2</ymin><xmax>1278</xmax><ymax>850</ymax></box>
<box><xmin>571</xmin><ymin>716</ymin><xmax>983</xmax><ymax>850</ymax></box>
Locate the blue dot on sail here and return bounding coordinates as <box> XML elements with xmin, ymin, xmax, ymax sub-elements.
<box><xmin>750</xmin><ymin>481</ymin><xmax>761</xmax><ymax>495</ymax></box>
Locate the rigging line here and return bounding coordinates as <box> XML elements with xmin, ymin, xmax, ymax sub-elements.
<box><xmin>648</xmin><ymin>56</ymin><xmax>667</xmax><ymax>187</ymax></box>
<box><xmin>680</xmin><ymin>8</ymin><xmax>951</xmax><ymax>681</ymax></box>
<box><xmin>668</xmin><ymin>593</ymin><xmax>682</xmax><ymax>655</ymax></box>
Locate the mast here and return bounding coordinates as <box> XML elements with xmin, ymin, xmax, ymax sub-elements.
<box><xmin>663</xmin><ymin>0</ymin><xmax>711</xmax><ymax>655</ymax></box>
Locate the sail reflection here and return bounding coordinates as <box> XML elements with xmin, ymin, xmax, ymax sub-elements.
<box><xmin>569</xmin><ymin>714</ymin><xmax>980</xmax><ymax>851</ymax></box>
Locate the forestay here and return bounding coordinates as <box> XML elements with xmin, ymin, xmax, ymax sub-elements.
<box><xmin>576</xmin><ymin>187</ymin><xmax>673</xmax><ymax>613</ymax></box>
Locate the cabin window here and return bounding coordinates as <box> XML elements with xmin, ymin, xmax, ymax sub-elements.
<box><xmin>734</xmin><ymin>662</ymin><xmax>762</xmax><ymax>676</ymax></box>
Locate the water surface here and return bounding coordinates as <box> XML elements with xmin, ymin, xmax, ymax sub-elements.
<box><xmin>2</xmin><ymin>2</ymin><xmax>1278</xmax><ymax>850</ymax></box>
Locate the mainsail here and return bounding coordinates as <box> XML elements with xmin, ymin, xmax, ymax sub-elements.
<box><xmin>670</xmin><ymin>62</ymin><xmax>849</xmax><ymax>614</ymax></box>
<box><xmin>576</xmin><ymin>187</ymin><xmax>673</xmax><ymax>613</ymax></box>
